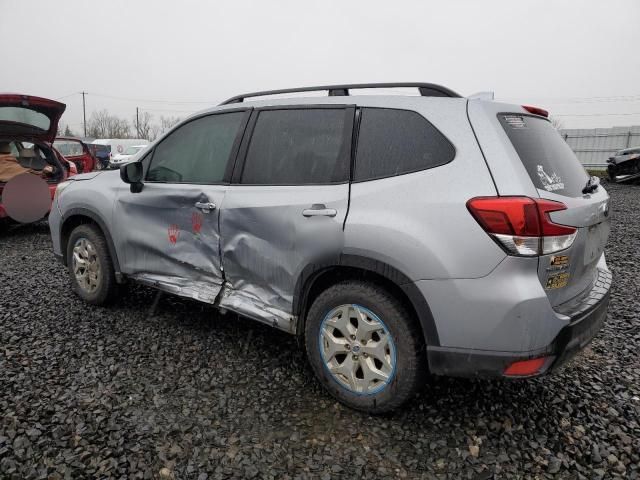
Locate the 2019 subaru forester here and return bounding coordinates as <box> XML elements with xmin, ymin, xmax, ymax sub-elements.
<box><xmin>49</xmin><ymin>83</ymin><xmax>611</xmax><ymax>412</ymax></box>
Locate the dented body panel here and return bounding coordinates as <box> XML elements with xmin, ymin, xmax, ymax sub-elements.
<box><xmin>114</xmin><ymin>182</ymin><xmax>227</xmax><ymax>300</ymax></box>
<box><xmin>219</xmin><ymin>184</ymin><xmax>349</xmax><ymax>333</ymax></box>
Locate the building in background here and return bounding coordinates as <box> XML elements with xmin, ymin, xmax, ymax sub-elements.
<box><xmin>560</xmin><ymin>125</ymin><xmax>640</xmax><ymax>169</ymax></box>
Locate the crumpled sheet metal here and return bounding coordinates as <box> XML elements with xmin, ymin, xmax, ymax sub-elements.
<box><xmin>133</xmin><ymin>273</ymin><xmax>221</xmax><ymax>304</ymax></box>
<box><xmin>219</xmin><ymin>192</ymin><xmax>345</xmax><ymax>335</ymax></box>
<box><xmin>218</xmin><ymin>283</ymin><xmax>295</xmax><ymax>333</ymax></box>
<box><xmin>117</xmin><ymin>184</ymin><xmax>346</xmax><ymax>335</ymax></box>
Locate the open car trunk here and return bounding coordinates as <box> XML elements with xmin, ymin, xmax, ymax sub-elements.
<box><xmin>0</xmin><ymin>94</ymin><xmax>65</xmax><ymax>142</ymax></box>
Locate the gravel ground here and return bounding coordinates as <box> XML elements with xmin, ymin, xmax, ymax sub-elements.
<box><xmin>1</xmin><ymin>182</ymin><xmax>639</xmax><ymax>480</ymax></box>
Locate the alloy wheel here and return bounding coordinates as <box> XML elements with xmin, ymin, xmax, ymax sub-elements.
<box><xmin>72</xmin><ymin>237</ymin><xmax>101</xmax><ymax>294</ymax></box>
<box><xmin>319</xmin><ymin>304</ymin><xmax>397</xmax><ymax>394</ymax></box>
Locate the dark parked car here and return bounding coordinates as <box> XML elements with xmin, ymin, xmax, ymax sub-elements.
<box><xmin>607</xmin><ymin>146</ymin><xmax>640</xmax><ymax>183</ymax></box>
<box><xmin>88</xmin><ymin>143</ymin><xmax>111</xmax><ymax>170</ymax></box>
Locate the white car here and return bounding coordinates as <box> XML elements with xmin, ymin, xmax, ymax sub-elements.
<box><xmin>109</xmin><ymin>145</ymin><xmax>148</xmax><ymax>168</ymax></box>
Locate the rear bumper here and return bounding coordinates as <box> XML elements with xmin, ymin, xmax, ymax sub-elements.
<box><xmin>427</xmin><ymin>267</ymin><xmax>611</xmax><ymax>378</ymax></box>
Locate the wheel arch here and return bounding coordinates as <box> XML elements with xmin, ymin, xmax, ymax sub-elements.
<box><xmin>60</xmin><ymin>207</ymin><xmax>122</xmax><ymax>280</ymax></box>
<box><xmin>293</xmin><ymin>254</ymin><xmax>440</xmax><ymax>347</ymax></box>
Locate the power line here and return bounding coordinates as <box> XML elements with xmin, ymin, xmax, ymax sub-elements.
<box><xmin>55</xmin><ymin>92</ymin><xmax>80</xmax><ymax>100</ymax></box>
<box><xmin>553</xmin><ymin>112</ymin><xmax>640</xmax><ymax>117</ymax></box>
<box><xmin>87</xmin><ymin>92</ymin><xmax>215</xmax><ymax>105</ymax></box>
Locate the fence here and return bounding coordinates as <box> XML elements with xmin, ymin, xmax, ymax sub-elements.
<box><xmin>559</xmin><ymin>125</ymin><xmax>640</xmax><ymax>169</ymax></box>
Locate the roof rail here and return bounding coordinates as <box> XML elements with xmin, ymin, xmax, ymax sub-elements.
<box><xmin>220</xmin><ymin>82</ymin><xmax>462</xmax><ymax>105</ymax></box>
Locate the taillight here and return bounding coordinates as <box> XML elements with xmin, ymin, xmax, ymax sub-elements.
<box><xmin>467</xmin><ymin>196</ymin><xmax>577</xmax><ymax>256</ymax></box>
<box><xmin>522</xmin><ymin>105</ymin><xmax>549</xmax><ymax>117</ymax></box>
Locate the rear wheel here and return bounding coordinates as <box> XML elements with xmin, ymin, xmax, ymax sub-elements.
<box><xmin>305</xmin><ymin>281</ymin><xmax>425</xmax><ymax>413</ymax></box>
<box><xmin>66</xmin><ymin>224</ymin><xmax>118</xmax><ymax>305</ymax></box>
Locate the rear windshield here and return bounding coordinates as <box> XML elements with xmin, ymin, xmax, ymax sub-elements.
<box><xmin>0</xmin><ymin>107</ymin><xmax>50</xmax><ymax>131</ymax></box>
<box><xmin>499</xmin><ymin>114</ymin><xmax>588</xmax><ymax>197</ymax></box>
<box><xmin>53</xmin><ymin>140</ymin><xmax>84</xmax><ymax>156</ymax></box>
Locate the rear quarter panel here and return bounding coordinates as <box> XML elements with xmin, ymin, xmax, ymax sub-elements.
<box><xmin>345</xmin><ymin>98</ymin><xmax>504</xmax><ymax>281</ymax></box>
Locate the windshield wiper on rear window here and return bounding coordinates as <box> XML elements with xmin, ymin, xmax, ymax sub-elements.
<box><xmin>582</xmin><ymin>175</ymin><xmax>600</xmax><ymax>194</ymax></box>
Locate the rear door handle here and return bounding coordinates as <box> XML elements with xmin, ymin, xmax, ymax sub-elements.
<box><xmin>302</xmin><ymin>204</ymin><xmax>337</xmax><ymax>217</ymax></box>
<box><xmin>195</xmin><ymin>202</ymin><xmax>216</xmax><ymax>213</ymax></box>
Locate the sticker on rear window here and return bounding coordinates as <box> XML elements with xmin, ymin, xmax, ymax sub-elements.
<box><xmin>537</xmin><ymin>165</ymin><xmax>565</xmax><ymax>192</ymax></box>
<box><xmin>504</xmin><ymin>115</ymin><xmax>527</xmax><ymax>129</ymax></box>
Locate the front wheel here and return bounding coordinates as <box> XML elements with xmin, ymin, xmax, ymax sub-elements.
<box><xmin>305</xmin><ymin>281</ymin><xmax>425</xmax><ymax>413</ymax></box>
<box><xmin>66</xmin><ymin>224</ymin><xmax>118</xmax><ymax>305</ymax></box>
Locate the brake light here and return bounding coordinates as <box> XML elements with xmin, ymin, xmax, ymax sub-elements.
<box><xmin>522</xmin><ymin>105</ymin><xmax>549</xmax><ymax>118</ymax></box>
<box><xmin>467</xmin><ymin>197</ymin><xmax>577</xmax><ymax>256</ymax></box>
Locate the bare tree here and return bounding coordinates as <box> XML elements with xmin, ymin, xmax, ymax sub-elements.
<box><xmin>159</xmin><ymin>115</ymin><xmax>182</xmax><ymax>135</ymax></box>
<box><xmin>87</xmin><ymin>110</ymin><xmax>131</xmax><ymax>138</ymax></box>
<box><xmin>550</xmin><ymin>116</ymin><xmax>564</xmax><ymax>130</ymax></box>
<box><xmin>132</xmin><ymin>111</ymin><xmax>154</xmax><ymax>140</ymax></box>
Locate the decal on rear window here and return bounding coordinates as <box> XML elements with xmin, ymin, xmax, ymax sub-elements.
<box><xmin>503</xmin><ymin>115</ymin><xmax>527</xmax><ymax>129</ymax></box>
<box><xmin>536</xmin><ymin>165</ymin><xmax>565</xmax><ymax>192</ymax></box>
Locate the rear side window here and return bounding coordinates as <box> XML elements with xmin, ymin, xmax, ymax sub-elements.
<box><xmin>241</xmin><ymin>109</ymin><xmax>349</xmax><ymax>185</ymax></box>
<box><xmin>499</xmin><ymin>114</ymin><xmax>588</xmax><ymax>197</ymax></box>
<box><xmin>354</xmin><ymin>108</ymin><xmax>455</xmax><ymax>182</ymax></box>
<box><xmin>146</xmin><ymin>112</ymin><xmax>245</xmax><ymax>184</ymax></box>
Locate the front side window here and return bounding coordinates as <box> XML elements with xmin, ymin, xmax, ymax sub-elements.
<box><xmin>240</xmin><ymin>108</ymin><xmax>349</xmax><ymax>185</ymax></box>
<box><xmin>354</xmin><ymin>108</ymin><xmax>455</xmax><ymax>182</ymax></box>
<box><xmin>146</xmin><ymin>112</ymin><xmax>245</xmax><ymax>184</ymax></box>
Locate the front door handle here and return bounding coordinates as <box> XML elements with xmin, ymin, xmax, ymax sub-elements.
<box><xmin>302</xmin><ymin>204</ymin><xmax>337</xmax><ymax>217</ymax></box>
<box><xmin>195</xmin><ymin>202</ymin><xmax>216</xmax><ymax>213</ymax></box>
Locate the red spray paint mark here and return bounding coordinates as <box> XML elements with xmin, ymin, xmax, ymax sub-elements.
<box><xmin>192</xmin><ymin>212</ymin><xmax>203</xmax><ymax>235</ymax></box>
<box><xmin>168</xmin><ymin>224</ymin><xmax>179</xmax><ymax>244</ymax></box>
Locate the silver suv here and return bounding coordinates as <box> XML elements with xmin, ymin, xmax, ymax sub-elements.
<box><xmin>49</xmin><ymin>83</ymin><xmax>612</xmax><ymax>413</ymax></box>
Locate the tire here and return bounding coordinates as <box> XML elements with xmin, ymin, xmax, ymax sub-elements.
<box><xmin>66</xmin><ymin>223</ymin><xmax>118</xmax><ymax>305</ymax></box>
<box><xmin>305</xmin><ymin>281</ymin><xmax>425</xmax><ymax>413</ymax></box>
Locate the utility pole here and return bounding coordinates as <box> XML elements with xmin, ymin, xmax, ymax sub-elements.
<box><xmin>81</xmin><ymin>91</ymin><xmax>87</xmax><ymax>137</ymax></box>
<box><xmin>136</xmin><ymin>107</ymin><xmax>140</xmax><ymax>138</ymax></box>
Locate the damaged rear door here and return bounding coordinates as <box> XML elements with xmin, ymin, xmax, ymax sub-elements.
<box><xmin>114</xmin><ymin>109</ymin><xmax>250</xmax><ymax>302</ymax></box>
<box><xmin>219</xmin><ymin>106</ymin><xmax>354</xmax><ymax>332</ymax></box>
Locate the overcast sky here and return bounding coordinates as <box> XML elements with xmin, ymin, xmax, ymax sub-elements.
<box><xmin>1</xmin><ymin>0</ymin><xmax>639</xmax><ymax>132</ymax></box>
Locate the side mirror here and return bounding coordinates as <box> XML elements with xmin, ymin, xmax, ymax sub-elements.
<box><xmin>120</xmin><ymin>162</ymin><xmax>144</xmax><ymax>193</ymax></box>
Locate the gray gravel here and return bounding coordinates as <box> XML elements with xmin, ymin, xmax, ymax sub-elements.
<box><xmin>1</xmin><ymin>182</ymin><xmax>639</xmax><ymax>479</ymax></box>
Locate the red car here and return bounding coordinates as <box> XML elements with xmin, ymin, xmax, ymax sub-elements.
<box><xmin>0</xmin><ymin>94</ymin><xmax>77</xmax><ymax>223</ymax></box>
<box><xmin>53</xmin><ymin>137</ymin><xmax>97</xmax><ymax>173</ymax></box>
